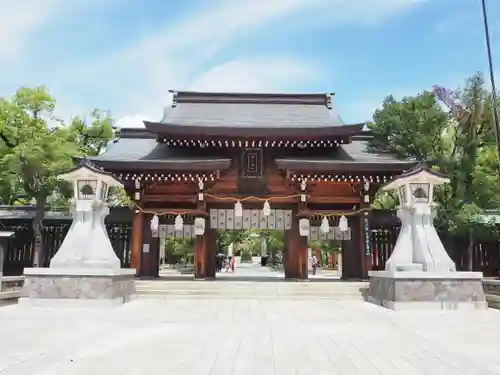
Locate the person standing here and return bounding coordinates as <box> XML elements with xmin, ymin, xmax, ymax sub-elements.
<box><xmin>230</xmin><ymin>255</ymin><xmax>236</xmax><ymax>273</ymax></box>
<box><xmin>311</xmin><ymin>254</ymin><xmax>318</xmax><ymax>276</ymax></box>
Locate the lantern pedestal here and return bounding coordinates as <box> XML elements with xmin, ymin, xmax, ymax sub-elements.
<box><xmin>20</xmin><ymin>199</ymin><xmax>136</xmax><ymax>308</ymax></box>
<box><xmin>18</xmin><ymin>268</ymin><xmax>136</xmax><ymax>308</ymax></box>
<box><xmin>367</xmin><ymin>270</ymin><xmax>487</xmax><ymax>310</ymax></box>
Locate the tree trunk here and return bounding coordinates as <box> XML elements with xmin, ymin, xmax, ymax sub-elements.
<box><xmin>467</xmin><ymin>227</ymin><xmax>474</xmax><ymax>272</ymax></box>
<box><xmin>32</xmin><ymin>197</ymin><xmax>46</xmax><ymax>267</ymax></box>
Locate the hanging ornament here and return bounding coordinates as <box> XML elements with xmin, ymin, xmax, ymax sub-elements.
<box><xmin>150</xmin><ymin>215</ymin><xmax>159</xmax><ymax>231</ymax></box>
<box><xmin>339</xmin><ymin>215</ymin><xmax>348</xmax><ymax>233</ymax></box>
<box><xmin>234</xmin><ymin>200</ymin><xmax>243</xmax><ymax>217</ymax></box>
<box><xmin>262</xmin><ymin>200</ymin><xmax>271</xmax><ymax>216</ymax></box>
<box><xmin>174</xmin><ymin>214</ymin><xmax>184</xmax><ymax>231</ymax></box>
<box><xmin>320</xmin><ymin>216</ymin><xmax>330</xmax><ymax>234</ymax></box>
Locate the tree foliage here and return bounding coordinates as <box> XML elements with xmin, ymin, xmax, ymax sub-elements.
<box><xmin>369</xmin><ymin>91</ymin><xmax>448</xmax><ymax>161</ymax></box>
<box><xmin>0</xmin><ymin>86</ymin><xmax>116</xmax><ymax>265</ymax></box>
<box><xmin>369</xmin><ymin>72</ymin><xmax>500</xmax><ymax>236</ymax></box>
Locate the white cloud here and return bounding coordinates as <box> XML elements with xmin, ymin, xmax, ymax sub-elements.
<box><xmin>0</xmin><ymin>0</ymin><xmax>60</xmax><ymax>57</ymax></box>
<box><xmin>5</xmin><ymin>0</ymin><xmax>427</xmax><ymax>125</ymax></box>
<box><xmin>0</xmin><ymin>0</ymin><xmax>110</xmax><ymax>59</ymax></box>
<box><xmin>188</xmin><ymin>57</ymin><xmax>322</xmax><ymax>93</ymax></box>
<box><xmin>115</xmin><ymin>114</ymin><xmax>156</xmax><ymax>129</ymax></box>
<box><xmin>111</xmin><ymin>57</ymin><xmax>322</xmax><ymax>128</ymax></box>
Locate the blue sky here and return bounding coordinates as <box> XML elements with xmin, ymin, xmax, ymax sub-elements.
<box><xmin>0</xmin><ymin>0</ymin><xmax>499</xmax><ymax>127</ymax></box>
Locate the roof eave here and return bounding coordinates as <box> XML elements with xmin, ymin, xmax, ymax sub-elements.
<box><xmin>89</xmin><ymin>158</ymin><xmax>232</xmax><ymax>172</ymax></box>
<box><xmin>144</xmin><ymin>121</ymin><xmax>365</xmax><ymax>138</ymax></box>
<box><xmin>275</xmin><ymin>159</ymin><xmax>417</xmax><ymax>172</ymax></box>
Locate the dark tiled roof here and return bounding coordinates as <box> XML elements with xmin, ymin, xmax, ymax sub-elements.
<box><xmin>89</xmin><ymin>129</ymin><xmax>232</xmax><ymax>171</ymax></box>
<box><xmin>144</xmin><ymin>91</ymin><xmax>364</xmax><ymax>137</ymax></box>
<box><xmin>93</xmin><ymin>128</ymin><xmax>412</xmax><ymax>173</ymax></box>
<box><xmin>275</xmin><ymin>139</ymin><xmax>416</xmax><ymax>172</ymax></box>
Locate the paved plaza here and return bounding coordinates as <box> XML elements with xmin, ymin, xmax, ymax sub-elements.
<box><xmin>1</xmin><ymin>295</ymin><xmax>500</xmax><ymax>375</ymax></box>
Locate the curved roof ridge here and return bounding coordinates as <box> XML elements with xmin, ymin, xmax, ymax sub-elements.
<box><xmin>170</xmin><ymin>90</ymin><xmax>334</xmax><ymax>106</ymax></box>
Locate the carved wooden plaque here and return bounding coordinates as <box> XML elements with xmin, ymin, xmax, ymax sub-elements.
<box><xmin>241</xmin><ymin>148</ymin><xmax>263</xmax><ymax>178</ymax></box>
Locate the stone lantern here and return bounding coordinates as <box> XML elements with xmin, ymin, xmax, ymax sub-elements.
<box><xmin>367</xmin><ymin>164</ymin><xmax>486</xmax><ymax>310</ymax></box>
<box><xmin>19</xmin><ymin>159</ymin><xmax>136</xmax><ymax>308</ymax></box>
<box><xmin>50</xmin><ymin>160</ymin><xmax>124</xmax><ymax>269</ymax></box>
<box><xmin>384</xmin><ymin>164</ymin><xmax>454</xmax><ymax>273</ymax></box>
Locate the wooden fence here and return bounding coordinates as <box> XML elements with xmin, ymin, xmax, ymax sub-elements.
<box><xmin>0</xmin><ymin>206</ymin><xmax>133</xmax><ymax>276</ymax></box>
<box><xmin>1</xmin><ymin>207</ymin><xmax>500</xmax><ymax>277</ymax></box>
<box><xmin>369</xmin><ymin>210</ymin><xmax>500</xmax><ymax>277</ymax></box>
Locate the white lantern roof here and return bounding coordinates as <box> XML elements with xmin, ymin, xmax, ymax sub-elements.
<box><xmin>58</xmin><ymin>158</ymin><xmax>123</xmax><ymax>188</ymax></box>
<box><xmin>383</xmin><ymin>163</ymin><xmax>449</xmax><ymax>191</ymax></box>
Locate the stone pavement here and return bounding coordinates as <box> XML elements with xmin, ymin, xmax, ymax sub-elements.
<box><xmin>1</xmin><ymin>298</ymin><xmax>500</xmax><ymax>374</ymax></box>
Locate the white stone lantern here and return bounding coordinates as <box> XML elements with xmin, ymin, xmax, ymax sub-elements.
<box><xmin>381</xmin><ymin>164</ymin><xmax>453</xmax><ymax>273</ymax></box>
<box><xmin>50</xmin><ymin>159</ymin><xmax>124</xmax><ymax>269</ymax></box>
<box><xmin>19</xmin><ymin>159</ymin><xmax>137</xmax><ymax>308</ymax></box>
<box><xmin>367</xmin><ymin>164</ymin><xmax>486</xmax><ymax>310</ymax></box>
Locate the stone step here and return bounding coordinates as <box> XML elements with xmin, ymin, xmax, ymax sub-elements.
<box><xmin>136</xmin><ymin>293</ymin><xmax>363</xmax><ymax>301</ymax></box>
<box><xmin>135</xmin><ymin>280</ymin><xmax>367</xmax><ymax>300</ymax></box>
<box><xmin>136</xmin><ymin>288</ymin><xmax>365</xmax><ymax>295</ymax></box>
<box><xmin>136</xmin><ymin>281</ymin><xmax>367</xmax><ymax>288</ymax></box>
<box><xmin>135</xmin><ymin>287</ymin><xmax>366</xmax><ymax>295</ymax></box>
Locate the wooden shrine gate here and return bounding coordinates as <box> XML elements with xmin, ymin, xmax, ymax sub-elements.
<box><xmin>89</xmin><ymin>91</ymin><xmax>416</xmax><ymax>280</ymax></box>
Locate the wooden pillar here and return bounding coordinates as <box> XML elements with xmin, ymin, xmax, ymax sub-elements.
<box><xmin>139</xmin><ymin>214</ymin><xmax>160</xmax><ymax>278</ymax></box>
<box><xmin>194</xmin><ymin>232</ymin><xmax>206</xmax><ymax>279</ymax></box>
<box><xmin>341</xmin><ymin>216</ymin><xmax>363</xmax><ymax>280</ymax></box>
<box><xmin>149</xmin><ymin>224</ymin><xmax>160</xmax><ymax>278</ymax></box>
<box><xmin>204</xmin><ymin>228</ymin><xmax>217</xmax><ymax>279</ymax></box>
<box><xmin>284</xmin><ymin>210</ymin><xmax>309</xmax><ymax>280</ymax></box>
<box><xmin>130</xmin><ymin>209</ymin><xmax>143</xmax><ymax>275</ymax></box>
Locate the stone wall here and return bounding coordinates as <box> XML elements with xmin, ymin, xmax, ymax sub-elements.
<box><xmin>483</xmin><ymin>280</ymin><xmax>500</xmax><ymax>309</ymax></box>
<box><xmin>0</xmin><ymin>276</ymin><xmax>24</xmax><ymax>305</ymax></box>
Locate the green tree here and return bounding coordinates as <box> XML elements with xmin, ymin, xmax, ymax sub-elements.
<box><xmin>369</xmin><ymin>73</ymin><xmax>500</xmax><ymax>239</ymax></box>
<box><xmin>165</xmin><ymin>237</ymin><xmax>195</xmax><ymax>264</ymax></box>
<box><xmin>66</xmin><ymin>109</ymin><xmax>115</xmax><ymax>156</ymax></box>
<box><xmin>0</xmin><ymin>86</ymin><xmax>78</xmax><ymax>266</ymax></box>
<box><xmin>217</xmin><ymin>230</ymin><xmax>253</xmax><ymax>253</ymax></box>
<box><xmin>368</xmin><ymin>91</ymin><xmax>448</xmax><ymax>161</ymax></box>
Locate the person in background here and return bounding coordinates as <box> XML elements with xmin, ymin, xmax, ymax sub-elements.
<box><xmin>230</xmin><ymin>255</ymin><xmax>236</xmax><ymax>273</ymax></box>
<box><xmin>225</xmin><ymin>256</ymin><xmax>232</xmax><ymax>272</ymax></box>
<box><xmin>311</xmin><ymin>254</ymin><xmax>318</xmax><ymax>276</ymax></box>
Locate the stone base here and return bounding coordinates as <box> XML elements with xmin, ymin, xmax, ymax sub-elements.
<box><xmin>367</xmin><ymin>271</ymin><xmax>487</xmax><ymax>310</ymax></box>
<box><xmin>19</xmin><ymin>268</ymin><xmax>136</xmax><ymax>308</ymax></box>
